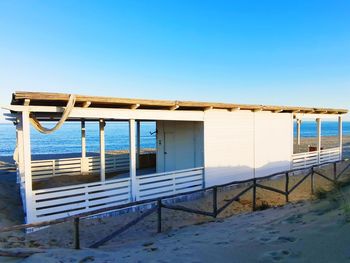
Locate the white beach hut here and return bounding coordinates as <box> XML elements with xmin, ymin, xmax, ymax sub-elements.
<box><xmin>2</xmin><ymin>91</ymin><xmax>347</xmax><ymax>224</ymax></box>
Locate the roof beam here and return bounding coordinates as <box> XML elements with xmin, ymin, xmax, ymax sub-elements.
<box><xmin>229</xmin><ymin>107</ymin><xmax>240</xmax><ymax>112</ymax></box>
<box><xmin>82</xmin><ymin>101</ymin><xmax>91</xmax><ymax>108</ymax></box>
<box><xmin>23</xmin><ymin>99</ymin><xmax>30</xmax><ymax>106</ymax></box>
<box><xmin>169</xmin><ymin>105</ymin><xmax>179</xmax><ymax>111</ymax></box>
<box><xmin>273</xmin><ymin>109</ymin><xmax>283</xmax><ymax>113</ymax></box>
<box><xmin>130</xmin><ymin>104</ymin><xmax>140</xmax><ymax>110</ymax></box>
<box><xmin>204</xmin><ymin>106</ymin><xmax>213</xmax><ymax>111</ymax></box>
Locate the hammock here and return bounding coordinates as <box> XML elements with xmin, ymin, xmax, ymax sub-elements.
<box><xmin>29</xmin><ymin>94</ymin><xmax>76</xmax><ymax>134</ymax></box>
<box><xmin>13</xmin><ymin>94</ymin><xmax>76</xmax><ymax>163</ymax></box>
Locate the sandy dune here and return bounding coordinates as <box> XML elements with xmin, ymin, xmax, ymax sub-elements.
<box><xmin>8</xmin><ymin>179</ymin><xmax>350</xmax><ymax>263</ymax></box>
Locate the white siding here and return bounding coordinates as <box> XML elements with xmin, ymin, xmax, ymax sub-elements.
<box><xmin>204</xmin><ymin>110</ymin><xmax>255</xmax><ymax>186</ymax></box>
<box><xmin>204</xmin><ymin>110</ymin><xmax>293</xmax><ymax>186</ymax></box>
<box><xmin>254</xmin><ymin>112</ymin><xmax>293</xmax><ymax>177</ymax></box>
<box><xmin>156</xmin><ymin>121</ymin><xmax>204</xmax><ymax>173</ymax></box>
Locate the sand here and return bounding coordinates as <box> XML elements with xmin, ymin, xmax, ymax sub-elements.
<box><xmin>3</xmin><ymin>166</ymin><xmax>350</xmax><ymax>262</ymax></box>
<box><xmin>0</xmin><ymin>136</ymin><xmax>349</xmax><ymax>262</ymax></box>
<box><xmin>0</xmin><ymin>161</ymin><xmax>349</xmax><ymax>262</ymax></box>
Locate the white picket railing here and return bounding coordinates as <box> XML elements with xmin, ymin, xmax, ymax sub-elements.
<box><xmin>29</xmin><ymin>167</ymin><xmax>204</xmax><ymax>223</ymax></box>
<box><xmin>136</xmin><ymin>167</ymin><xmax>204</xmax><ymax>200</ymax></box>
<box><xmin>292</xmin><ymin>147</ymin><xmax>341</xmax><ymax>169</ymax></box>
<box><xmin>31</xmin><ymin>154</ymin><xmax>129</xmax><ymax>179</ymax></box>
<box><xmin>32</xmin><ymin>177</ymin><xmax>131</xmax><ymax>222</ymax></box>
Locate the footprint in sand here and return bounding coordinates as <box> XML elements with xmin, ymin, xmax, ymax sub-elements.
<box><xmin>260</xmin><ymin>249</ymin><xmax>293</xmax><ymax>262</ymax></box>
<box><xmin>277</xmin><ymin>236</ymin><xmax>297</xmax><ymax>243</ymax></box>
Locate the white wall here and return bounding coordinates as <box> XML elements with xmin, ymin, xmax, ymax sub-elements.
<box><xmin>254</xmin><ymin>112</ymin><xmax>293</xmax><ymax>177</ymax></box>
<box><xmin>204</xmin><ymin>110</ymin><xmax>293</xmax><ymax>186</ymax></box>
<box><xmin>156</xmin><ymin>121</ymin><xmax>204</xmax><ymax>173</ymax></box>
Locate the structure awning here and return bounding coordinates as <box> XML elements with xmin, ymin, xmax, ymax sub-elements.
<box><xmin>7</xmin><ymin>91</ymin><xmax>349</xmax><ymax>115</ymax></box>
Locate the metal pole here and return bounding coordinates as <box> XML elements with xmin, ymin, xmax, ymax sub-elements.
<box><xmin>333</xmin><ymin>162</ymin><xmax>337</xmax><ymax>182</ymax></box>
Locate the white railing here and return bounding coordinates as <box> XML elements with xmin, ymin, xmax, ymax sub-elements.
<box><xmin>29</xmin><ymin>167</ymin><xmax>204</xmax><ymax>223</ymax></box>
<box><xmin>292</xmin><ymin>147</ymin><xmax>341</xmax><ymax>169</ymax></box>
<box><xmin>136</xmin><ymin>167</ymin><xmax>204</xmax><ymax>200</ymax></box>
<box><xmin>31</xmin><ymin>154</ymin><xmax>129</xmax><ymax>179</ymax></box>
<box><xmin>32</xmin><ymin>177</ymin><xmax>131</xmax><ymax>222</ymax></box>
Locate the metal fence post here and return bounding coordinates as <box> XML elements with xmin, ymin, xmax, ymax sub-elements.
<box><xmin>74</xmin><ymin>217</ymin><xmax>80</xmax><ymax>249</ymax></box>
<box><xmin>157</xmin><ymin>199</ymin><xmax>162</xmax><ymax>233</ymax></box>
<box><xmin>252</xmin><ymin>179</ymin><xmax>256</xmax><ymax>211</ymax></box>
<box><xmin>285</xmin><ymin>172</ymin><xmax>289</xmax><ymax>203</ymax></box>
<box><xmin>213</xmin><ymin>186</ymin><xmax>218</xmax><ymax>217</ymax></box>
<box><xmin>333</xmin><ymin>162</ymin><xmax>337</xmax><ymax>181</ymax></box>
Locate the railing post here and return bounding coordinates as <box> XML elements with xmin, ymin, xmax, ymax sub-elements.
<box><xmin>333</xmin><ymin>162</ymin><xmax>337</xmax><ymax>181</ymax></box>
<box><xmin>157</xmin><ymin>199</ymin><xmax>162</xmax><ymax>233</ymax></box>
<box><xmin>311</xmin><ymin>167</ymin><xmax>315</xmax><ymax>195</ymax></box>
<box><xmin>74</xmin><ymin>217</ymin><xmax>80</xmax><ymax>249</ymax></box>
<box><xmin>212</xmin><ymin>186</ymin><xmax>218</xmax><ymax>217</ymax></box>
<box><xmin>252</xmin><ymin>179</ymin><xmax>256</xmax><ymax>211</ymax></box>
<box><xmin>285</xmin><ymin>172</ymin><xmax>289</xmax><ymax>203</ymax></box>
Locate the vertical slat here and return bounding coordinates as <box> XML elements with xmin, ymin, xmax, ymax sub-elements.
<box><xmin>129</xmin><ymin>119</ymin><xmax>137</xmax><ymax>201</ymax></box>
<box><xmin>81</xmin><ymin>120</ymin><xmax>86</xmax><ymax>158</ymax></box>
<box><xmin>136</xmin><ymin>121</ymin><xmax>141</xmax><ymax>169</ymax></box>
<box><xmin>99</xmin><ymin>119</ymin><xmax>105</xmax><ymax>181</ymax></box>
<box><xmin>316</xmin><ymin>118</ymin><xmax>322</xmax><ymax>164</ymax></box>
<box><xmin>339</xmin><ymin>116</ymin><xmax>343</xmax><ymax>160</ymax></box>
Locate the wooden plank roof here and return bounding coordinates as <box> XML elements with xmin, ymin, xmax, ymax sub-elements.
<box><xmin>11</xmin><ymin>91</ymin><xmax>348</xmax><ymax>115</ymax></box>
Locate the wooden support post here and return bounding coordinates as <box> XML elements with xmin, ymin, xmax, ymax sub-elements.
<box><xmin>129</xmin><ymin>119</ymin><xmax>137</xmax><ymax>201</ymax></box>
<box><xmin>316</xmin><ymin>118</ymin><xmax>322</xmax><ymax>164</ymax></box>
<box><xmin>157</xmin><ymin>199</ymin><xmax>162</xmax><ymax>233</ymax></box>
<box><xmin>136</xmin><ymin>121</ymin><xmax>141</xmax><ymax>169</ymax></box>
<box><xmin>22</xmin><ymin>110</ymin><xmax>34</xmax><ymax>223</ymax></box>
<box><xmin>81</xmin><ymin>120</ymin><xmax>86</xmax><ymax>158</ymax></box>
<box><xmin>285</xmin><ymin>172</ymin><xmax>289</xmax><ymax>203</ymax></box>
<box><xmin>311</xmin><ymin>167</ymin><xmax>315</xmax><ymax>195</ymax></box>
<box><xmin>99</xmin><ymin>119</ymin><xmax>105</xmax><ymax>181</ymax></box>
<box><xmin>74</xmin><ymin>218</ymin><xmax>80</xmax><ymax>249</ymax></box>
<box><xmin>339</xmin><ymin>116</ymin><xmax>343</xmax><ymax>160</ymax></box>
<box><xmin>252</xmin><ymin>179</ymin><xmax>256</xmax><ymax>211</ymax></box>
<box><xmin>297</xmin><ymin>119</ymin><xmax>301</xmax><ymax>145</ymax></box>
<box><xmin>16</xmin><ymin>117</ymin><xmax>25</xmax><ymax>184</ymax></box>
<box><xmin>213</xmin><ymin>186</ymin><xmax>218</xmax><ymax>217</ymax></box>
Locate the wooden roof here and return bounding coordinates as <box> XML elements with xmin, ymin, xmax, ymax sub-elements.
<box><xmin>11</xmin><ymin>91</ymin><xmax>348</xmax><ymax>115</ymax></box>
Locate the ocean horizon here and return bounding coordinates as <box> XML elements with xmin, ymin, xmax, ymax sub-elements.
<box><xmin>0</xmin><ymin>121</ymin><xmax>349</xmax><ymax>157</ymax></box>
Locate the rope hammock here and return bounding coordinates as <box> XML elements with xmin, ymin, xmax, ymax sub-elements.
<box><xmin>29</xmin><ymin>94</ymin><xmax>76</xmax><ymax>134</ymax></box>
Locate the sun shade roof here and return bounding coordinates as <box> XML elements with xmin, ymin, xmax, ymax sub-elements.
<box><xmin>10</xmin><ymin>91</ymin><xmax>348</xmax><ymax>115</ymax></box>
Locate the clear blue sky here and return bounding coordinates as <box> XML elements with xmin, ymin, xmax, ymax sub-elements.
<box><xmin>0</xmin><ymin>0</ymin><xmax>349</xmax><ymax>121</ymax></box>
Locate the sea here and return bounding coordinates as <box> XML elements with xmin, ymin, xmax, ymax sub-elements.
<box><xmin>0</xmin><ymin>121</ymin><xmax>349</xmax><ymax>157</ymax></box>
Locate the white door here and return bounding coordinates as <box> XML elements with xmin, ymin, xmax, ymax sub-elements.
<box><xmin>164</xmin><ymin>132</ymin><xmax>176</xmax><ymax>171</ymax></box>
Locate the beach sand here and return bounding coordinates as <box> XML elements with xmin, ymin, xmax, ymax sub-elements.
<box><xmin>0</xmin><ymin>136</ymin><xmax>349</xmax><ymax>262</ymax></box>
<box><xmin>0</xmin><ymin>161</ymin><xmax>349</xmax><ymax>262</ymax></box>
<box><xmin>1</xmin><ymin>162</ymin><xmax>350</xmax><ymax>262</ymax></box>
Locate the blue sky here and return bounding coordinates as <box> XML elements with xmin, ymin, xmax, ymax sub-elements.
<box><xmin>0</xmin><ymin>0</ymin><xmax>349</xmax><ymax>121</ymax></box>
